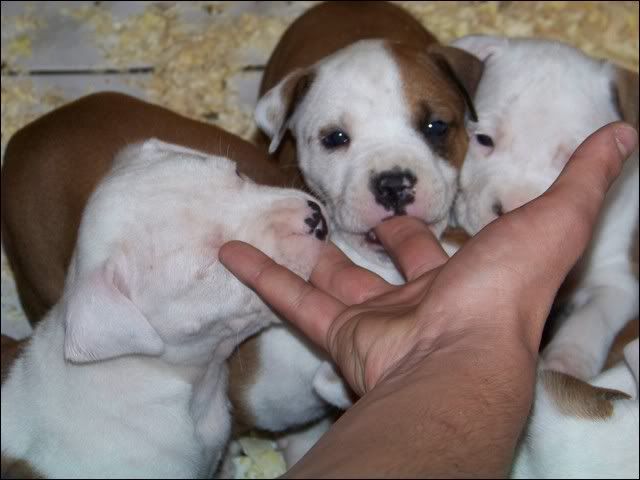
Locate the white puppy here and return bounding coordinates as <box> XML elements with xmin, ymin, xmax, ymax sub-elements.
<box><xmin>0</xmin><ymin>139</ymin><xmax>327</xmax><ymax>478</ymax></box>
<box><xmin>513</xmin><ymin>339</ymin><xmax>639</xmax><ymax>478</ymax></box>
<box><xmin>451</xmin><ymin>36</ymin><xmax>639</xmax><ymax>380</ymax></box>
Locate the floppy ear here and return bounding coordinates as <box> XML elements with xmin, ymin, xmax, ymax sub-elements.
<box><xmin>427</xmin><ymin>44</ymin><xmax>484</xmax><ymax>122</ymax></box>
<box><xmin>610</xmin><ymin>66</ymin><xmax>639</xmax><ymax>128</ymax></box>
<box><xmin>255</xmin><ymin>68</ymin><xmax>315</xmax><ymax>154</ymax></box>
<box><xmin>63</xmin><ymin>261</ymin><xmax>164</xmax><ymax>363</ymax></box>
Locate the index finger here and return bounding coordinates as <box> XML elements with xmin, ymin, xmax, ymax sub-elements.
<box><xmin>375</xmin><ymin>216</ymin><xmax>449</xmax><ymax>281</ymax></box>
<box><xmin>310</xmin><ymin>242</ymin><xmax>395</xmax><ymax>305</ymax></box>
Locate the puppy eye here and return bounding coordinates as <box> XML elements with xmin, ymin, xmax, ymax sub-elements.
<box><xmin>475</xmin><ymin>134</ymin><xmax>494</xmax><ymax>148</ymax></box>
<box><xmin>422</xmin><ymin>120</ymin><xmax>449</xmax><ymax>138</ymax></box>
<box><xmin>321</xmin><ymin>130</ymin><xmax>350</xmax><ymax>149</ymax></box>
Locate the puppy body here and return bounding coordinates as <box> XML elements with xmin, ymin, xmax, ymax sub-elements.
<box><xmin>512</xmin><ymin>340</ymin><xmax>639</xmax><ymax>478</ymax></box>
<box><xmin>452</xmin><ymin>36</ymin><xmax>639</xmax><ymax>380</ymax></box>
<box><xmin>1</xmin><ymin>139</ymin><xmax>326</xmax><ymax>478</ymax></box>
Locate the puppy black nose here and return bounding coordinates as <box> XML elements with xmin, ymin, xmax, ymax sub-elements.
<box><xmin>305</xmin><ymin>200</ymin><xmax>328</xmax><ymax>240</ymax></box>
<box><xmin>371</xmin><ymin>169</ymin><xmax>417</xmax><ymax>214</ymax></box>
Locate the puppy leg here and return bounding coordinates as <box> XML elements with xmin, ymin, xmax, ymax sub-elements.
<box><xmin>191</xmin><ymin>363</ymin><xmax>233</xmax><ymax>477</ymax></box>
<box><xmin>312</xmin><ymin>361</ymin><xmax>354</xmax><ymax>410</ymax></box>
<box><xmin>544</xmin><ymin>270</ymin><xmax>639</xmax><ymax>379</ymax></box>
<box><xmin>277</xmin><ymin>417</ymin><xmax>334</xmax><ymax>468</ymax></box>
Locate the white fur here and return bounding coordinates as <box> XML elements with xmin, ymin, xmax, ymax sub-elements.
<box><xmin>512</xmin><ymin>339</ymin><xmax>640</xmax><ymax>478</ymax></box>
<box><xmin>451</xmin><ymin>36</ymin><xmax>639</xmax><ymax>380</ymax></box>
<box><xmin>0</xmin><ymin>139</ymin><xmax>326</xmax><ymax>478</ymax></box>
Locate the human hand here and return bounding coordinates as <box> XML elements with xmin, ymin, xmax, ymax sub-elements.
<box><xmin>219</xmin><ymin>122</ymin><xmax>637</xmax><ymax>397</ymax></box>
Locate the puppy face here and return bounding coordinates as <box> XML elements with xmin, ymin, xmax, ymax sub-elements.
<box><xmin>452</xmin><ymin>36</ymin><xmax>638</xmax><ymax>234</ymax></box>
<box><xmin>63</xmin><ymin>140</ymin><xmax>327</xmax><ymax>364</ymax></box>
<box><xmin>256</xmin><ymin>40</ymin><xmax>482</xmax><ymax>250</ymax></box>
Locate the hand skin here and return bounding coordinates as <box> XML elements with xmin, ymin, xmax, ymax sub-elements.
<box><xmin>219</xmin><ymin>122</ymin><xmax>637</xmax><ymax>478</ymax></box>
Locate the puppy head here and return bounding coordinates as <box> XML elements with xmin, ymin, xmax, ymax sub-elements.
<box><xmin>63</xmin><ymin>139</ymin><xmax>327</xmax><ymax>364</ymax></box>
<box><xmin>256</xmin><ymin>39</ymin><xmax>482</xmax><ymax>249</ymax></box>
<box><xmin>451</xmin><ymin>36</ymin><xmax>639</xmax><ymax>234</ymax></box>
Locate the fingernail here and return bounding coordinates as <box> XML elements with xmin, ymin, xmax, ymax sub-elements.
<box><xmin>614</xmin><ymin>124</ymin><xmax>638</xmax><ymax>158</ymax></box>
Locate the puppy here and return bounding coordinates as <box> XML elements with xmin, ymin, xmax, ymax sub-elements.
<box><xmin>0</xmin><ymin>92</ymin><xmax>332</xmax><ymax>472</ymax></box>
<box><xmin>256</xmin><ymin>2</ymin><xmax>482</xmax><ymax>269</ymax></box>
<box><xmin>450</xmin><ymin>36</ymin><xmax>639</xmax><ymax>380</ymax></box>
<box><xmin>1</xmin><ymin>92</ymin><xmax>286</xmax><ymax>325</ymax></box>
<box><xmin>512</xmin><ymin>339</ymin><xmax>639</xmax><ymax>478</ymax></box>
<box><xmin>229</xmin><ymin>0</ymin><xmax>482</xmax><ymax>464</ymax></box>
<box><xmin>0</xmin><ymin>139</ymin><xmax>327</xmax><ymax>478</ymax></box>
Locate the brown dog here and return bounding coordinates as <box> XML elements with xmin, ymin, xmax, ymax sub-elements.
<box><xmin>1</xmin><ymin>92</ymin><xmax>286</xmax><ymax>324</ymax></box>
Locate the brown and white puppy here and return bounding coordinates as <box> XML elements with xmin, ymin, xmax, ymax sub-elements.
<box><xmin>1</xmin><ymin>137</ymin><xmax>327</xmax><ymax>478</ymax></box>
<box><xmin>256</xmin><ymin>1</ymin><xmax>482</xmax><ymax>262</ymax></box>
<box><xmin>1</xmin><ymin>92</ymin><xmax>287</xmax><ymax>325</ymax></box>
<box><xmin>0</xmin><ymin>93</ymin><xmax>308</xmax><ymax>474</ymax></box>
<box><xmin>229</xmin><ymin>1</ymin><xmax>483</xmax><ymax>465</ymax></box>
<box><xmin>512</xmin><ymin>339</ymin><xmax>639</xmax><ymax>478</ymax></box>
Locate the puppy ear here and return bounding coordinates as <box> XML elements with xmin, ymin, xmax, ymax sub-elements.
<box><xmin>610</xmin><ymin>66</ymin><xmax>639</xmax><ymax>128</ymax></box>
<box><xmin>428</xmin><ymin>45</ymin><xmax>484</xmax><ymax>122</ymax></box>
<box><xmin>255</xmin><ymin>68</ymin><xmax>315</xmax><ymax>154</ymax></box>
<box><xmin>450</xmin><ymin>34</ymin><xmax>509</xmax><ymax>63</ymax></box>
<box><xmin>63</xmin><ymin>261</ymin><xmax>164</xmax><ymax>363</ymax></box>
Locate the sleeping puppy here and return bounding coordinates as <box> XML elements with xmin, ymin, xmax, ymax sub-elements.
<box><xmin>0</xmin><ymin>139</ymin><xmax>327</xmax><ymax>478</ymax></box>
<box><xmin>451</xmin><ymin>36</ymin><xmax>639</xmax><ymax>380</ymax></box>
<box><xmin>512</xmin><ymin>339</ymin><xmax>639</xmax><ymax>478</ymax></box>
<box><xmin>229</xmin><ymin>1</ymin><xmax>482</xmax><ymax>464</ymax></box>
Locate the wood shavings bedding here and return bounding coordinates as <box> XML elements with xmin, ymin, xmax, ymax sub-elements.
<box><xmin>1</xmin><ymin>4</ymin><xmax>46</xmax><ymax>71</ymax></box>
<box><xmin>1</xmin><ymin>1</ymin><xmax>638</xmax><ymax>478</ymax></box>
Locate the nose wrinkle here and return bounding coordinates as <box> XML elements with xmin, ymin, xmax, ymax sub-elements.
<box><xmin>305</xmin><ymin>200</ymin><xmax>328</xmax><ymax>240</ymax></box>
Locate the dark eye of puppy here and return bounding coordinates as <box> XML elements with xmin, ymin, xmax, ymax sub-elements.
<box><xmin>422</xmin><ymin>120</ymin><xmax>449</xmax><ymax>138</ymax></box>
<box><xmin>476</xmin><ymin>134</ymin><xmax>494</xmax><ymax>148</ymax></box>
<box><xmin>321</xmin><ymin>130</ymin><xmax>350</xmax><ymax>149</ymax></box>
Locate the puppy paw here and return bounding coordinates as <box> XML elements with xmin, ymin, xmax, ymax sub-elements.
<box><xmin>312</xmin><ymin>361</ymin><xmax>354</xmax><ymax>409</ymax></box>
<box><xmin>543</xmin><ymin>345</ymin><xmax>600</xmax><ymax>380</ymax></box>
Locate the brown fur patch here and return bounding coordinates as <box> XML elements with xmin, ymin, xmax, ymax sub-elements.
<box><xmin>541</xmin><ymin>370</ymin><xmax>631</xmax><ymax>420</ymax></box>
<box><xmin>441</xmin><ymin>227</ymin><xmax>470</xmax><ymax>249</ymax></box>
<box><xmin>277</xmin><ymin>69</ymin><xmax>315</xmax><ymax>137</ymax></box>
<box><xmin>604</xmin><ymin>318</ymin><xmax>639</xmax><ymax>370</ymax></box>
<box><xmin>612</xmin><ymin>67</ymin><xmax>639</xmax><ymax>128</ymax></box>
<box><xmin>228</xmin><ymin>334</ymin><xmax>261</xmax><ymax>435</ymax></box>
<box><xmin>1</xmin><ymin>455</ymin><xmax>44</xmax><ymax>479</ymax></box>
<box><xmin>1</xmin><ymin>335</ymin><xmax>27</xmax><ymax>384</ymax></box>
<box><xmin>387</xmin><ymin>42</ymin><xmax>471</xmax><ymax>170</ymax></box>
